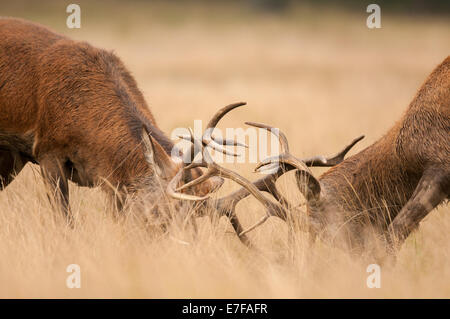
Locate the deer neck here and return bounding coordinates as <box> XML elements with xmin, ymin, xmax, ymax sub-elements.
<box><xmin>317</xmin><ymin>127</ymin><xmax>421</xmax><ymax>223</ymax></box>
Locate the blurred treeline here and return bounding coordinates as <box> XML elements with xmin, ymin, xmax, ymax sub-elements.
<box><xmin>1</xmin><ymin>0</ymin><xmax>449</xmax><ymax>29</ymax></box>
<box><xmin>2</xmin><ymin>0</ymin><xmax>449</xmax><ymax>17</ymax></box>
<box><xmin>237</xmin><ymin>0</ymin><xmax>449</xmax><ymax>15</ymax></box>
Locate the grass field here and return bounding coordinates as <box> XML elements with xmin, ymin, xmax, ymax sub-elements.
<box><xmin>0</xmin><ymin>1</ymin><xmax>449</xmax><ymax>298</ymax></box>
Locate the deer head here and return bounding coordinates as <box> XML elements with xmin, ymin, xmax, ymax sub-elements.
<box><xmin>134</xmin><ymin>103</ymin><xmax>252</xmax><ymax>218</ymax></box>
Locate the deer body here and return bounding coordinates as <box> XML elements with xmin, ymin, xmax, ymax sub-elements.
<box><xmin>0</xmin><ymin>18</ymin><xmax>215</xmax><ymax>218</ymax></box>
<box><xmin>302</xmin><ymin>56</ymin><xmax>450</xmax><ymax>251</ymax></box>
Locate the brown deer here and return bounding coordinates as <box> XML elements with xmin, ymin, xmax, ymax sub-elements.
<box><xmin>169</xmin><ymin>56</ymin><xmax>449</xmax><ymax>254</ymax></box>
<box><xmin>0</xmin><ymin>17</ymin><xmax>230</xmax><ymax>222</ymax></box>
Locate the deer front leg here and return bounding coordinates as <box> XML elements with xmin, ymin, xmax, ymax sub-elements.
<box><xmin>39</xmin><ymin>156</ymin><xmax>72</xmax><ymax>226</ymax></box>
<box><xmin>387</xmin><ymin>166</ymin><xmax>449</xmax><ymax>251</ymax></box>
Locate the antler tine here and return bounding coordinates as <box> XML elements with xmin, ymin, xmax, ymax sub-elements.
<box><xmin>210</xmin><ymin>122</ymin><xmax>298</xmax><ymax>237</ymax></box>
<box><xmin>243</xmin><ymin>122</ymin><xmax>301</xmax><ymax>174</ymax></box>
<box><xmin>170</xmin><ymin>137</ymin><xmax>288</xmax><ymax>233</ymax></box>
<box><xmin>239</xmin><ymin>214</ymin><xmax>270</xmax><ymax>237</ymax></box>
<box><xmin>166</xmin><ymin>168</ymin><xmax>211</xmax><ymax>201</ymax></box>
<box><xmin>177</xmin><ymin>102</ymin><xmax>248</xmax><ymax>162</ymax></box>
<box><xmin>205</xmin><ymin>102</ymin><xmax>247</xmax><ymax>130</ymax></box>
<box><xmin>204</xmin><ymin>160</ymin><xmax>288</xmax><ymax>222</ymax></box>
<box><xmin>187</xmin><ymin>127</ymin><xmax>204</xmax><ymax>162</ymax></box>
<box><xmin>168</xmin><ymin>105</ymin><xmax>305</xmax><ymax>240</ymax></box>
<box><xmin>177</xmin><ymin>128</ymin><xmax>196</xmax><ymax>164</ymax></box>
<box><xmin>253</xmin><ymin>131</ymin><xmax>364</xmax><ymax>172</ymax></box>
<box><xmin>182</xmin><ymin>127</ymin><xmax>243</xmax><ymax>161</ymax></box>
<box><xmin>168</xmin><ymin>103</ymin><xmax>248</xmax><ymax>201</ymax></box>
<box><xmin>176</xmin><ymin>134</ymin><xmax>193</xmax><ymax>142</ymax></box>
<box><xmin>175</xmin><ymin>161</ymin><xmax>215</xmax><ymax>193</ymax></box>
<box><xmin>245</xmin><ymin>122</ymin><xmax>289</xmax><ymax>153</ymax></box>
<box><xmin>204</xmin><ymin>140</ymin><xmax>243</xmax><ymax>157</ymax></box>
<box><xmin>210</xmin><ymin>136</ymin><xmax>248</xmax><ymax>148</ymax></box>
<box><xmin>212</xmin><ymin>168</ymin><xmax>292</xmax><ymax>238</ymax></box>
<box><xmin>301</xmin><ymin>135</ymin><xmax>365</xmax><ymax>167</ymax></box>
<box><xmin>202</xmin><ymin>102</ymin><xmax>247</xmax><ymax>157</ymax></box>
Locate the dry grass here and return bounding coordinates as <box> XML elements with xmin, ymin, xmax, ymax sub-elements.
<box><xmin>0</xmin><ymin>1</ymin><xmax>449</xmax><ymax>298</ymax></box>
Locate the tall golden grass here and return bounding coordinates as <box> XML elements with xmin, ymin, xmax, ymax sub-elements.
<box><xmin>0</xmin><ymin>1</ymin><xmax>449</xmax><ymax>297</ymax></box>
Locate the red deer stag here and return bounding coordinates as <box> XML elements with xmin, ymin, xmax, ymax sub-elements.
<box><xmin>0</xmin><ymin>18</ymin><xmax>232</xmax><ymax>222</ymax></box>
<box><xmin>169</xmin><ymin>56</ymin><xmax>449</xmax><ymax>254</ymax></box>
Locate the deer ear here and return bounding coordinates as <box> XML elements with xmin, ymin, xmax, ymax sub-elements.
<box><xmin>141</xmin><ymin>126</ymin><xmax>178</xmax><ymax>179</ymax></box>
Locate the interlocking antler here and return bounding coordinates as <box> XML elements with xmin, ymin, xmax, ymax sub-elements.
<box><xmin>254</xmin><ymin>133</ymin><xmax>365</xmax><ymax>170</ymax></box>
<box><xmin>167</xmin><ymin>103</ymin><xmax>289</xmax><ymax>243</ymax></box>
<box><xmin>235</xmin><ymin>130</ymin><xmax>363</xmax><ymax>238</ymax></box>
<box><xmin>168</xmin><ymin>103</ymin><xmax>365</xmax><ymax>244</ymax></box>
<box><xmin>176</xmin><ymin>102</ymin><xmax>249</xmax><ymax>164</ymax></box>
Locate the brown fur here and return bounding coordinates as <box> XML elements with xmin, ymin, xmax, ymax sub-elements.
<box><xmin>303</xmin><ymin>56</ymin><xmax>450</xmax><ymax>252</ymax></box>
<box><xmin>0</xmin><ymin>18</ymin><xmax>215</xmax><ymax>219</ymax></box>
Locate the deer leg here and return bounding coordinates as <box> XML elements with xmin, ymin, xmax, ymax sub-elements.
<box><xmin>0</xmin><ymin>149</ymin><xmax>27</xmax><ymax>189</ymax></box>
<box><xmin>387</xmin><ymin>167</ymin><xmax>449</xmax><ymax>250</ymax></box>
<box><xmin>39</xmin><ymin>156</ymin><xmax>72</xmax><ymax>226</ymax></box>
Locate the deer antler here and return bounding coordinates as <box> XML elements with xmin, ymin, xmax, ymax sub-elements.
<box><xmin>236</xmin><ymin>130</ymin><xmax>364</xmax><ymax>237</ymax></box>
<box><xmin>177</xmin><ymin>102</ymin><xmax>249</xmax><ymax>164</ymax></box>
<box><xmin>167</xmin><ymin>116</ymin><xmax>295</xmax><ymax>240</ymax></box>
<box><xmin>168</xmin><ymin>104</ymin><xmax>365</xmax><ymax>244</ymax></box>
<box><xmin>167</xmin><ymin>104</ymin><xmax>289</xmax><ymax>240</ymax></box>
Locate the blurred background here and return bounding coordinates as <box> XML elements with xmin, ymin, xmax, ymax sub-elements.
<box><xmin>0</xmin><ymin>0</ymin><xmax>449</xmax><ymax>298</ymax></box>
<box><xmin>2</xmin><ymin>1</ymin><xmax>449</xmax><ymax>161</ymax></box>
